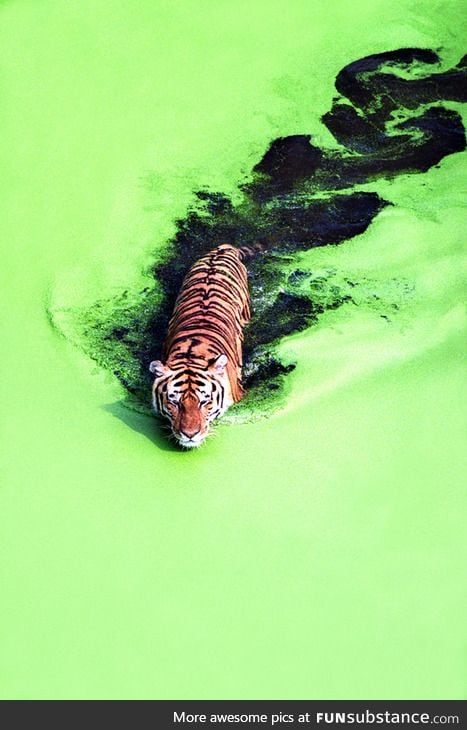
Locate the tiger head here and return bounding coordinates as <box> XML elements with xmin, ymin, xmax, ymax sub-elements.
<box><xmin>149</xmin><ymin>355</ymin><xmax>232</xmax><ymax>448</ymax></box>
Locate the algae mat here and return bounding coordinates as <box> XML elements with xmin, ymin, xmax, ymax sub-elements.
<box><xmin>0</xmin><ymin>0</ymin><xmax>466</xmax><ymax>699</ymax></box>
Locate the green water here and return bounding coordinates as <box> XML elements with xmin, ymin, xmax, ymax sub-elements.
<box><xmin>1</xmin><ymin>0</ymin><xmax>465</xmax><ymax>699</ymax></box>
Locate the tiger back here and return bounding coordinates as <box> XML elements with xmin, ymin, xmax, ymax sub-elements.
<box><xmin>149</xmin><ymin>244</ymin><xmax>252</xmax><ymax>448</ymax></box>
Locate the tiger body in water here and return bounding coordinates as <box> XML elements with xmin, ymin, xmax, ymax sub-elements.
<box><xmin>150</xmin><ymin>244</ymin><xmax>257</xmax><ymax>448</ymax></box>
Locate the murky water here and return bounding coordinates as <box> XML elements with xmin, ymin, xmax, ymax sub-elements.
<box><xmin>1</xmin><ymin>0</ymin><xmax>465</xmax><ymax>699</ymax></box>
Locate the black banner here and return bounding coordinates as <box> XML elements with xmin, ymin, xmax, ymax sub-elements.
<box><xmin>0</xmin><ymin>700</ymin><xmax>465</xmax><ymax>729</ymax></box>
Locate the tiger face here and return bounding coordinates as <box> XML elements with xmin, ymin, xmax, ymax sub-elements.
<box><xmin>149</xmin><ymin>354</ymin><xmax>232</xmax><ymax>448</ymax></box>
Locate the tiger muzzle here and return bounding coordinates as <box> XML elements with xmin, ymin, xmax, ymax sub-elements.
<box><xmin>175</xmin><ymin>394</ymin><xmax>207</xmax><ymax>444</ymax></box>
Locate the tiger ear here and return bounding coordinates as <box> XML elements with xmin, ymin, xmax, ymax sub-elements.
<box><xmin>149</xmin><ymin>360</ymin><xmax>168</xmax><ymax>377</ymax></box>
<box><xmin>210</xmin><ymin>354</ymin><xmax>228</xmax><ymax>374</ymax></box>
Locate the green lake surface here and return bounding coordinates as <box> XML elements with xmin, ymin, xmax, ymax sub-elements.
<box><xmin>0</xmin><ymin>0</ymin><xmax>465</xmax><ymax>699</ymax></box>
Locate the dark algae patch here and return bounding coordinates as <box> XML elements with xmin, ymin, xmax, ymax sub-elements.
<box><xmin>66</xmin><ymin>49</ymin><xmax>466</xmax><ymax>420</ymax></box>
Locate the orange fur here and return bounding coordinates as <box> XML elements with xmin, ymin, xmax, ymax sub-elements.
<box><xmin>163</xmin><ymin>244</ymin><xmax>251</xmax><ymax>402</ymax></box>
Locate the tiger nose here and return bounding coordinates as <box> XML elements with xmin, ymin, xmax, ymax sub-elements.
<box><xmin>179</xmin><ymin>426</ymin><xmax>200</xmax><ymax>439</ymax></box>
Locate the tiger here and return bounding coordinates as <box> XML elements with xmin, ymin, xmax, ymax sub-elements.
<box><xmin>149</xmin><ymin>243</ymin><xmax>260</xmax><ymax>448</ymax></box>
